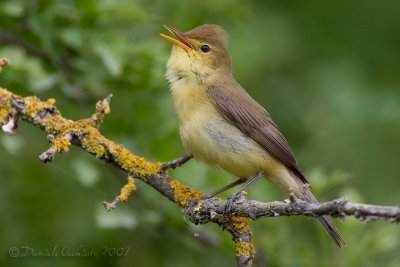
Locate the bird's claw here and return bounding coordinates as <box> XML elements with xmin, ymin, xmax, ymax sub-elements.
<box><xmin>183</xmin><ymin>198</ymin><xmax>202</xmax><ymax>224</ymax></box>
<box><xmin>183</xmin><ymin>200</ymin><xmax>195</xmax><ymax>224</ymax></box>
<box><xmin>224</xmin><ymin>194</ymin><xmax>240</xmax><ymax>218</ymax></box>
<box><xmin>183</xmin><ymin>196</ymin><xmax>212</xmax><ymax>224</ymax></box>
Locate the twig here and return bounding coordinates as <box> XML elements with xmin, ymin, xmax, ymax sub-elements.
<box><xmin>160</xmin><ymin>154</ymin><xmax>193</xmax><ymax>172</ymax></box>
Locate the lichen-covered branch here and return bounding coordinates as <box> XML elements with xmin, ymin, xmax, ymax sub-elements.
<box><xmin>1</xmin><ymin>60</ymin><xmax>399</xmax><ymax>266</ymax></box>
<box><xmin>0</xmin><ymin>66</ymin><xmax>254</xmax><ymax>266</ymax></box>
<box><xmin>188</xmin><ymin>192</ymin><xmax>400</xmax><ymax>224</ymax></box>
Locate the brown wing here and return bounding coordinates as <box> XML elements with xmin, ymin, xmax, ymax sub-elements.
<box><xmin>207</xmin><ymin>85</ymin><xmax>308</xmax><ymax>184</ymax></box>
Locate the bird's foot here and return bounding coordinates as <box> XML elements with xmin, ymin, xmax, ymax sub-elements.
<box><xmin>183</xmin><ymin>199</ymin><xmax>196</xmax><ymax>223</ymax></box>
<box><xmin>224</xmin><ymin>193</ymin><xmax>241</xmax><ymax>218</ymax></box>
<box><xmin>183</xmin><ymin>197</ymin><xmax>208</xmax><ymax>224</ymax></box>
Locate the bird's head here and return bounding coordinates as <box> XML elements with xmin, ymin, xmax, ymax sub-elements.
<box><xmin>161</xmin><ymin>24</ymin><xmax>232</xmax><ymax>84</ymax></box>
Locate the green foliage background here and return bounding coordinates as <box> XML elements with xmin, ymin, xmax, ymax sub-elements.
<box><xmin>1</xmin><ymin>0</ymin><xmax>399</xmax><ymax>266</ymax></box>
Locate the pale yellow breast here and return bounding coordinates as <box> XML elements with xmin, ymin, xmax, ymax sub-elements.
<box><xmin>171</xmin><ymin>81</ymin><xmax>277</xmax><ymax>179</ymax></box>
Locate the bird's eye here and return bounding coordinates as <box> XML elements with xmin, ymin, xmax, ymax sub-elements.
<box><xmin>200</xmin><ymin>44</ymin><xmax>210</xmax><ymax>53</ymax></box>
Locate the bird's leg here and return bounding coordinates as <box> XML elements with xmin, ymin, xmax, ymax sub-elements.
<box><xmin>184</xmin><ymin>178</ymin><xmax>245</xmax><ymax>222</ymax></box>
<box><xmin>202</xmin><ymin>178</ymin><xmax>247</xmax><ymax>199</ymax></box>
<box><xmin>160</xmin><ymin>154</ymin><xmax>193</xmax><ymax>173</ymax></box>
<box><xmin>224</xmin><ymin>172</ymin><xmax>264</xmax><ymax>218</ymax></box>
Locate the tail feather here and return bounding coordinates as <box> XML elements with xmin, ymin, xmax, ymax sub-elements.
<box><xmin>318</xmin><ymin>216</ymin><xmax>346</xmax><ymax>247</ymax></box>
<box><xmin>300</xmin><ymin>182</ymin><xmax>346</xmax><ymax>247</ymax></box>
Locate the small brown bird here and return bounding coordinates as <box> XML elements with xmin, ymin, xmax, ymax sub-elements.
<box><xmin>161</xmin><ymin>24</ymin><xmax>345</xmax><ymax>247</ymax></box>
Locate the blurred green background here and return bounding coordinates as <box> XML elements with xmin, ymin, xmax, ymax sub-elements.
<box><xmin>1</xmin><ymin>0</ymin><xmax>399</xmax><ymax>266</ymax></box>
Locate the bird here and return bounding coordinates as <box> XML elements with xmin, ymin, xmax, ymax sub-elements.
<box><xmin>160</xmin><ymin>24</ymin><xmax>345</xmax><ymax>247</ymax></box>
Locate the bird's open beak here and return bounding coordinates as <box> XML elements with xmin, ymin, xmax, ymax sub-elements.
<box><xmin>160</xmin><ymin>25</ymin><xmax>194</xmax><ymax>51</ymax></box>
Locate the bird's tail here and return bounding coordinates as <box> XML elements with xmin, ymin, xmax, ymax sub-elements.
<box><xmin>317</xmin><ymin>215</ymin><xmax>345</xmax><ymax>247</ymax></box>
<box><xmin>302</xmin><ymin>188</ymin><xmax>346</xmax><ymax>247</ymax></box>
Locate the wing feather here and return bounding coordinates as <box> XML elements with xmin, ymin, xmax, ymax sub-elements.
<box><xmin>207</xmin><ymin>85</ymin><xmax>308</xmax><ymax>184</ymax></box>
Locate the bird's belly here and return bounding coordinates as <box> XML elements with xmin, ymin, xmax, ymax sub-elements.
<box><xmin>180</xmin><ymin>111</ymin><xmax>281</xmax><ymax>179</ymax></box>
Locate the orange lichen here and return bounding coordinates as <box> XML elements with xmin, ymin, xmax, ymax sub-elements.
<box><xmin>231</xmin><ymin>216</ymin><xmax>250</xmax><ymax>234</ymax></box>
<box><xmin>88</xmin><ymin>96</ymin><xmax>113</xmax><ymax>128</ymax></box>
<box><xmin>40</xmin><ymin>114</ymin><xmax>66</xmax><ymax>134</ymax></box>
<box><xmin>117</xmin><ymin>176</ymin><xmax>136</xmax><ymax>202</ymax></box>
<box><xmin>108</xmin><ymin>143</ymin><xmax>161</xmax><ymax>176</ymax></box>
<box><xmin>78</xmin><ymin>124</ymin><xmax>107</xmax><ymax>158</ymax></box>
<box><xmin>95</xmin><ymin>98</ymin><xmax>111</xmax><ymax>115</ymax></box>
<box><xmin>0</xmin><ymin>88</ymin><xmax>13</xmax><ymax>103</ymax></box>
<box><xmin>170</xmin><ymin>180</ymin><xmax>203</xmax><ymax>207</ymax></box>
<box><xmin>0</xmin><ymin>107</ymin><xmax>8</xmax><ymax>123</ymax></box>
<box><xmin>53</xmin><ymin>135</ymin><xmax>71</xmax><ymax>153</ymax></box>
<box><xmin>0</xmin><ymin>88</ymin><xmax>12</xmax><ymax>123</ymax></box>
<box><xmin>1</xmin><ymin>87</ymin><xmax>162</xmax><ymax>179</ymax></box>
<box><xmin>232</xmin><ymin>217</ymin><xmax>255</xmax><ymax>260</ymax></box>
<box><xmin>81</xmin><ymin>136</ymin><xmax>107</xmax><ymax>158</ymax></box>
<box><xmin>23</xmin><ymin>96</ymin><xmax>55</xmax><ymax>118</ymax></box>
<box><xmin>77</xmin><ymin>123</ymin><xmax>161</xmax><ymax>176</ymax></box>
<box><xmin>234</xmin><ymin>238</ymin><xmax>255</xmax><ymax>259</ymax></box>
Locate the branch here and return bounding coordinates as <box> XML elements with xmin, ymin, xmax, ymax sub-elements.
<box><xmin>1</xmin><ymin>62</ymin><xmax>399</xmax><ymax>266</ymax></box>
<box><xmin>0</xmin><ymin>63</ymin><xmax>254</xmax><ymax>266</ymax></box>
<box><xmin>188</xmin><ymin>193</ymin><xmax>400</xmax><ymax>224</ymax></box>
